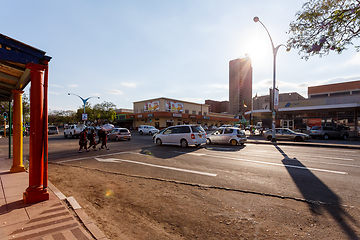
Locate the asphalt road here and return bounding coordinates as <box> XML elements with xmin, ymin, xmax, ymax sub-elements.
<box><xmin>1</xmin><ymin>130</ymin><xmax>359</xmax><ymax>209</ymax></box>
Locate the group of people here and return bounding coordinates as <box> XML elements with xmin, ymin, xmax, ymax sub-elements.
<box><xmin>78</xmin><ymin>128</ymin><xmax>109</xmax><ymax>153</ymax></box>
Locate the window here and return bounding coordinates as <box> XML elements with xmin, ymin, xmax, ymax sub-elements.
<box><xmin>191</xmin><ymin>126</ymin><xmax>205</xmax><ymax>133</ymax></box>
<box><xmin>192</xmin><ymin>110</ymin><xmax>196</xmax><ymax>114</ymax></box>
<box><xmin>198</xmin><ymin>111</ymin><xmax>202</xmax><ymax>115</ymax></box>
<box><xmin>180</xmin><ymin>126</ymin><xmax>191</xmax><ymax>133</ymax></box>
<box><xmin>185</xmin><ymin>109</ymin><xmax>189</xmax><ymax>114</ymax></box>
<box><xmin>203</xmin><ymin>112</ymin><xmax>207</xmax><ymax>115</ymax></box>
<box><xmin>224</xmin><ymin>128</ymin><xmax>233</xmax><ymax>134</ymax></box>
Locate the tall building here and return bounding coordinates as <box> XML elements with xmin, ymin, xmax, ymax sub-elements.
<box><xmin>229</xmin><ymin>57</ymin><xmax>252</xmax><ymax>116</ymax></box>
<box><xmin>205</xmin><ymin>99</ymin><xmax>229</xmax><ymax>113</ymax></box>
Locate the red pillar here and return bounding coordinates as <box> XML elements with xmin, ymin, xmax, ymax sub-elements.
<box><xmin>23</xmin><ymin>63</ymin><xmax>49</xmax><ymax>204</ymax></box>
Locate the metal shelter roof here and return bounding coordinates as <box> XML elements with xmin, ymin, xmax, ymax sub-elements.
<box><xmin>0</xmin><ymin>33</ymin><xmax>51</xmax><ymax>102</ymax></box>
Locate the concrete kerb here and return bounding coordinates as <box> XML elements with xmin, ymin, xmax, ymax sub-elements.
<box><xmin>47</xmin><ymin>181</ymin><xmax>109</xmax><ymax>240</ymax></box>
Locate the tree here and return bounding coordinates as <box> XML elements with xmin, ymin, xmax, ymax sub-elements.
<box><xmin>93</xmin><ymin>101</ymin><xmax>117</xmax><ymax>123</ymax></box>
<box><xmin>287</xmin><ymin>0</ymin><xmax>360</xmax><ymax>60</ymax></box>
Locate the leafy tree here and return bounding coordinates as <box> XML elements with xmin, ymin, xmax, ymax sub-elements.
<box><xmin>93</xmin><ymin>101</ymin><xmax>116</xmax><ymax>123</ymax></box>
<box><xmin>287</xmin><ymin>0</ymin><xmax>360</xmax><ymax>60</ymax></box>
<box><xmin>48</xmin><ymin>110</ymin><xmax>76</xmax><ymax>125</ymax></box>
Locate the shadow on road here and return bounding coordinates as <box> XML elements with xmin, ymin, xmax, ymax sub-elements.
<box><xmin>275</xmin><ymin>145</ymin><xmax>359</xmax><ymax>239</ymax></box>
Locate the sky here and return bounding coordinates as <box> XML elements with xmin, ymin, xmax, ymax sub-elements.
<box><xmin>2</xmin><ymin>0</ymin><xmax>360</xmax><ymax>112</ymax></box>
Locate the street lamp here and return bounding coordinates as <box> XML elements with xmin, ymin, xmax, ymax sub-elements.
<box><xmin>253</xmin><ymin>16</ymin><xmax>287</xmax><ymax>142</ymax></box>
<box><xmin>68</xmin><ymin>93</ymin><xmax>100</xmax><ymax>124</ymax></box>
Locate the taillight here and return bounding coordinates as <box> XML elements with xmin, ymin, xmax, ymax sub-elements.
<box><xmin>191</xmin><ymin>134</ymin><xmax>195</xmax><ymax>139</ymax></box>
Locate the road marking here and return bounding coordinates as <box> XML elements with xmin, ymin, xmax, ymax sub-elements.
<box><xmin>235</xmin><ymin>150</ymin><xmax>355</xmax><ymax>161</ymax></box>
<box><xmin>94</xmin><ymin>157</ymin><xmax>217</xmax><ymax>177</ymax></box>
<box><xmin>208</xmin><ymin>154</ymin><xmax>348</xmax><ymax>175</ymax></box>
<box><xmin>173</xmin><ymin>151</ymin><xmax>206</xmax><ymax>156</ymax></box>
<box><xmin>175</xmin><ymin>151</ymin><xmax>348</xmax><ymax>175</ymax></box>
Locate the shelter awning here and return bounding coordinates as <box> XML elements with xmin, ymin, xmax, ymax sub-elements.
<box><xmin>0</xmin><ymin>33</ymin><xmax>51</xmax><ymax>101</ymax></box>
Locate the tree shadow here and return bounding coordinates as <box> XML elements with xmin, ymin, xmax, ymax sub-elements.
<box><xmin>275</xmin><ymin>145</ymin><xmax>359</xmax><ymax>239</ymax></box>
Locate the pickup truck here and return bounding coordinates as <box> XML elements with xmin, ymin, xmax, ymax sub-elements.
<box><xmin>64</xmin><ymin>124</ymin><xmax>87</xmax><ymax>138</ymax></box>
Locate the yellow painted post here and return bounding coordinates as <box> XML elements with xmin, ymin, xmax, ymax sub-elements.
<box><xmin>10</xmin><ymin>90</ymin><xmax>26</xmax><ymax>173</ymax></box>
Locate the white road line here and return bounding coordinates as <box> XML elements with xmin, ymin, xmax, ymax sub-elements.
<box><xmin>94</xmin><ymin>157</ymin><xmax>217</xmax><ymax>177</ymax></box>
<box><xmin>206</xmin><ymin>154</ymin><xmax>348</xmax><ymax>175</ymax></box>
<box><xmin>173</xmin><ymin>151</ymin><xmax>206</xmax><ymax>156</ymax></box>
<box><xmin>239</xmin><ymin>152</ymin><xmax>354</xmax><ymax>161</ymax></box>
<box><xmin>175</xmin><ymin>151</ymin><xmax>348</xmax><ymax>175</ymax></box>
<box><xmin>55</xmin><ymin>151</ymin><xmax>131</xmax><ymax>163</ymax></box>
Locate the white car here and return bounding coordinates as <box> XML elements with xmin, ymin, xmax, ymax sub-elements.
<box><xmin>154</xmin><ymin>125</ymin><xmax>207</xmax><ymax>147</ymax></box>
<box><xmin>138</xmin><ymin>125</ymin><xmax>159</xmax><ymax>135</ymax></box>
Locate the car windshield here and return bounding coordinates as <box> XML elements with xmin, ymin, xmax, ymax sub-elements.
<box><xmin>311</xmin><ymin>126</ymin><xmax>320</xmax><ymax>130</ymax></box>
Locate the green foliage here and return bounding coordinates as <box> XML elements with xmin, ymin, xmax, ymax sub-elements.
<box><xmin>287</xmin><ymin>0</ymin><xmax>360</xmax><ymax>60</ymax></box>
<box><xmin>0</xmin><ymin>93</ymin><xmax>30</xmax><ymax>123</ymax></box>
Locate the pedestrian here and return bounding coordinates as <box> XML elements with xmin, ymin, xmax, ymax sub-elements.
<box><xmin>88</xmin><ymin>129</ymin><xmax>98</xmax><ymax>151</ymax></box>
<box><xmin>78</xmin><ymin>128</ymin><xmax>88</xmax><ymax>153</ymax></box>
<box><xmin>97</xmin><ymin>129</ymin><xmax>103</xmax><ymax>144</ymax></box>
<box><xmin>99</xmin><ymin>130</ymin><xmax>109</xmax><ymax>150</ymax></box>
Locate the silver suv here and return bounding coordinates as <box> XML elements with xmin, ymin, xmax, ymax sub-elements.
<box><xmin>310</xmin><ymin>125</ymin><xmax>350</xmax><ymax>140</ymax></box>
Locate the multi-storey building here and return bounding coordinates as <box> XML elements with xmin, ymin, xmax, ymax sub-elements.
<box><xmin>229</xmin><ymin>57</ymin><xmax>252</xmax><ymax>116</ymax></box>
<box><xmin>205</xmin><ymin>99</ymin><xmax>229</xmax><ymax>113</ymax></box>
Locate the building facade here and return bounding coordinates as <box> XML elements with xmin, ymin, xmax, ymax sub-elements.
<box><xmin>205</xmin><ymin>99</ymin><xmax>229</xmax><ymax>113</ymax></box>
<box><xmin>129</xmin><ymin>97</ymin><xmax>236</xmax><ymax>129</ymax></box>
<box><xmin>246</xmin><ymin>81</ymin><xmax>360</xmax><ymax>138</ymax></box>
<box><xmin>229</xmin><ymin>57</ymin><xmax>252</xmax><ymax>116</ymax></box>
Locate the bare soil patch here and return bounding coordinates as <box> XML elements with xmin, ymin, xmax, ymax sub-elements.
<box><xmin>48</xmin><ymin>163</ymin><xmax>360</xmax><ymax>239</ymax></box>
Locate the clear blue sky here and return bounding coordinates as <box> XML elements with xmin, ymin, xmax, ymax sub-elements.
<box><xmin>2</xmin><ymin>0</ymin><xmax>359</xmax><ymax>111</ymax></box>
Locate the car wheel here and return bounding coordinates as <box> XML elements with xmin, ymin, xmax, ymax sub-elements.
<box><xmin>149</xmin><ymin>131</ymin><xmax>152</xmax><ymax>135</ymax></box>
<box><xmin>115</xmin><ymin>136</ymin><xmax>119</xmax><ymax>141</ymax></box>
<box><xmin>230</xmin><ymin>139</ymin><xmax>237</xmax><ymax>146</ymax></box>
<box><xmin>70</xmin><ymin>133</ymin><xmax>73</xmax><ymax>138</ymax></box>
<box><xmin>181</xmin><ymin>139</ymin><xmax>188</xmax><ymax>148</ymax></box>
<box><xmin>206</xmin><ymin>138</ymin><xmax>211</xmax><ymax>144</ymax></box>
<box><xmin>342</xmin><ymin>134</ymin><xmax>349</xmax><ymax>140</ymax></box>
<box><xmin>64</xmin><ymin>133</ymin><xmax>67</xmax><ymax>138</ymax></box>
<box><xmin>156</xmin><ymin>138</ymin><xmax>162</xmax><ymax>146</ymax></box>
<box><xmin>267</xmin><ymin>135</ymin><xmax>272</xmax><ymax>141</ymax></box>
<box><xmin>295</xmin><ymin>136</ymin><xmax>303</xmax><ymax>142</ymax></box>
<box><xmin>323</xmin><ymin>134</ymin><xmax>329</xmax><ymax>140</ymax></box>
<box><xmin>139</xmin><ymin>131</ymin><xmax>143</xmax><ymax>135</ymax></box>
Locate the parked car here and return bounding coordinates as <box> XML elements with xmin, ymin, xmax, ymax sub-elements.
<box><xmin>207</xmin><ymin>127</ymin><xmax>247</xmax><ymax>146</ymax></box>
<box><xmin>152</xmin><ymin>128</ymin><xmax>166</xmax><ymax>141</ymax></box>
<box><xmin>108</xmin><ymin>128</ymin><xmax>131</xmax><ymax>141</ymax></box>
<box><xmin>309</xmin><ymin>125</ymin><xmax>350</xmax><ymax>140</ymax></box>
<box><xmin>138</xmin><ymin>125</ymin><xmax>160</xmax><ymax>135</ymax></box>
<box><xmin>263</xmin><ymin>128</ymin><xmax>310</xmax><ymax>141</ymax></box>
<box><xmin>48</xmin><ymin>126</ymin><xmax>59</xmax><ymax>135</ymax></box>
<box><xmin>154</xmin><ymin>125</ymin><xmax>206</xmax><ymax>147</ymax></box>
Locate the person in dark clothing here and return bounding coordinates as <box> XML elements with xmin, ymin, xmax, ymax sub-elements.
<box><xmin>99</xmin><ymin>130</ymin><xmax>109</xmax><ymax>150</ymax></box>
<box><xmin>88</xmin><ymin>129</ymin><xmax>98</xmax><ymax>151</ymax></box>
<box><xmin>78</xmin><ymin>129</ymin><xmax>88</xmax><ymax>153</ymax></box>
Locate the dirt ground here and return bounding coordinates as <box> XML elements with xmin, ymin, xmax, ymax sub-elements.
<box><xmin>48</xmin><ymin>163</ymin><xmax>360</xmax><ymax>240</ymax></box>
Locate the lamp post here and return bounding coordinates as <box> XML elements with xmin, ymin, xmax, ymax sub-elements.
<box><xmin>253</xmin><ymin>16</ymin><xmax>286</xmax><ymax>142</ymax></box>
<box><xmin>68</xmin><ymin>93</ymin><xmax>100</xmax><ymax>124</ymax></box>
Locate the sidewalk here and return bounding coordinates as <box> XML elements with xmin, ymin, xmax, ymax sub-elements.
<box><xmin>0</xmin><ymin>158</ymin><xmax>108</xmax><ymax>240</ymax></box>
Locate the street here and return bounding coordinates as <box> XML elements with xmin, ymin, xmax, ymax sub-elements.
<box><xmin>1</xmin><ymin>130</ymin><xmax>359</xmax><ymax>239</ymax></box>
<box><xmin>4</xmin><ymin>130</ymin><xmax>357</xmax><ymax>208</ymax></box>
